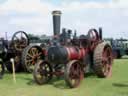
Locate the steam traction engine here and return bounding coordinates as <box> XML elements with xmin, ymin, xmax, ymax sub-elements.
<box><xmin>0</xmin><ymin>31</ymin><xmax>29</xmax><ymax>73</ymax></box>
<box><xmin>31</xmin><ymin>11</ymin><xmax>113</xmax><ymax>88</ymax></box>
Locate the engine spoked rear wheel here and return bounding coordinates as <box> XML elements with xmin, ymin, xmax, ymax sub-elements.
<box><xmin>94</xmin><ymin>42</ymin><xmax>113</xmax><ymax>78</ymax></box>
<box><xmin>33</xmin><ymin>60</ymin><xmax>53</xmax><ymax>85</ymax></box>
<box><xmin>102</xmin><ymin>46</ymin><xmax>112</xmax><ymax>76</ymax></box>
<box><xmin>64</xmin><ymin>60</ymin><xmax>84</xmax><ymax>88</ymax></box>
<box><xmin>22</xmin><ymin>45</ymin><xmax>44</xmax><ymax>72</ymax></box>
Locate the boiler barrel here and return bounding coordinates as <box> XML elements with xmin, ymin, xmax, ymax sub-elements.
<box><xmin>48</xmin><ymin>46</ymin><xmax>85</xmax><ymax>64</ymax></box>
<box><xmin>48</xmin><ymin>46</ymin><xmax>68</xmax><ymax>64</ymax></box>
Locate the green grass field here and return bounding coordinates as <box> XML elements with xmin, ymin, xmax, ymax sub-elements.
<box><xmin>0</xmin><ymin>59</ymin><xmax>128</xmax><ymax>96</ymax></box>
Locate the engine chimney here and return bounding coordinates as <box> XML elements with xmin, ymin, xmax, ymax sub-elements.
<box><xmin>99</xmin><ymin>27</ymin><xmax>102</xmax><ymax>40</ymax></box>
<box><xmin>52</xmin><ymin>10</ymin><xmax>61</xmax><ymax>37</ymax></box>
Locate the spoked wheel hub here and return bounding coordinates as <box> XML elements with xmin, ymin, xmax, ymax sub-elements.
<box><xmin>26</xmin><ymin>48</ymin><xmax>42</xmax><ymax>69</ymax></box>
<box><xmin>22</xmin><ymin>45</ymin><xmax>44</xmax><ymax>72</ymax></box>
<box><xmin>65</xmin><ymin>60</ymin><xmax>84</xmax><ymax>88</ymax></box>
<box><xmin>33</xmin><ymin>60</ymin><xmax>53</xmax><ymax>85</ymax></box>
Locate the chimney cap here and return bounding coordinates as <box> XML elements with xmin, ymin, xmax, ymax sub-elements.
<box><xmin>52</xmin><ymin>10</ymin><xmax>61</xmax><ymax>16</ymax></box>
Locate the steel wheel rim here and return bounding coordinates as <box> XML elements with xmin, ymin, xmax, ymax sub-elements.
<box><xmin>68</xmin><ymin>61</ymin><xmax>83</xmax><ymax>87</ymax></box>
<box><xmin>26</xmin><ymin>47</ymin><xmax>42</xmax><ymax>72</ymax></box>
<box><xmin>12</xmin><ymin>31</ymin><xmax>29</xmax><ymax>51</ymax></box>
<box><xmin>35</xmin><ymin>61</ymin><xmax>52</xmax><ymax>84</ymax></box>
<box><xmin>102</xmin><ymin>46</ymin><xmax>112</xmax><ymax>76</ymax></box>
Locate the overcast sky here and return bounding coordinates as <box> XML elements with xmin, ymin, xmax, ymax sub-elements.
<box><xmin>0</xmin><ymin>0</ymin><xmax>128</xmax><ymax>39</ymax></box>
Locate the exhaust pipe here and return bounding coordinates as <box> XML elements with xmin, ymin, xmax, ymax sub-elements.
<box><xmin>99</xmin><ymin>27</ymin><xmax>102</xmax><ymax>40</ymax></box>
<box><xmin>52</xmin><ymin>10</ymin><xmax>62</xmax><ymax>37</ymax></box>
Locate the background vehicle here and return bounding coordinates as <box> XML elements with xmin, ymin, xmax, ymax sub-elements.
<box><xmin>105</xmin><ymin>38</ymin><xmax>128</xmax><ymax>59</ymax></box>
<box><xmin>0</xmin><ymin>31</ymin><xmax>29</xmax><ymax>72</ymax></box>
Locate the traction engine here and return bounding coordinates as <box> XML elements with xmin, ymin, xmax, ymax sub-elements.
<box><xmin>0</xmin><ymin>31</ymin><xmax>29</xmax><ymax>73</ymax></box>
<box><xmin>22</xmin><ymin>10</ymin><xmax>113</xmax><ymax>88</ymax></box>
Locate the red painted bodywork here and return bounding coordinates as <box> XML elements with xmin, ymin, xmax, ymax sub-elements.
<box><xmin>65</xmin><ymin>47</ymin><xmax>86</xmax><ymax>60</ymax></box>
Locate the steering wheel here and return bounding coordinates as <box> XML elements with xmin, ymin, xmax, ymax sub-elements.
<box><xmin>11</xmin><ymin>31</ymin><xmax>29</xmax><ymax>51</ymax></box>
<box><xmin>88</xmin><ymin>29</ymin><xmax>99</xmax><ymax>41</ymax></box>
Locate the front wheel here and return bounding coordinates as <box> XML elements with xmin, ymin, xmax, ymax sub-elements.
<box><xmin>64</xmin><ymin>60</ymin><xmax>84</xmax><ymax>88</ymax></box>
<box><xmin>33</xmin><ymin>60</ymin><xmax>53</xmax><ymax>85</ymax></box>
